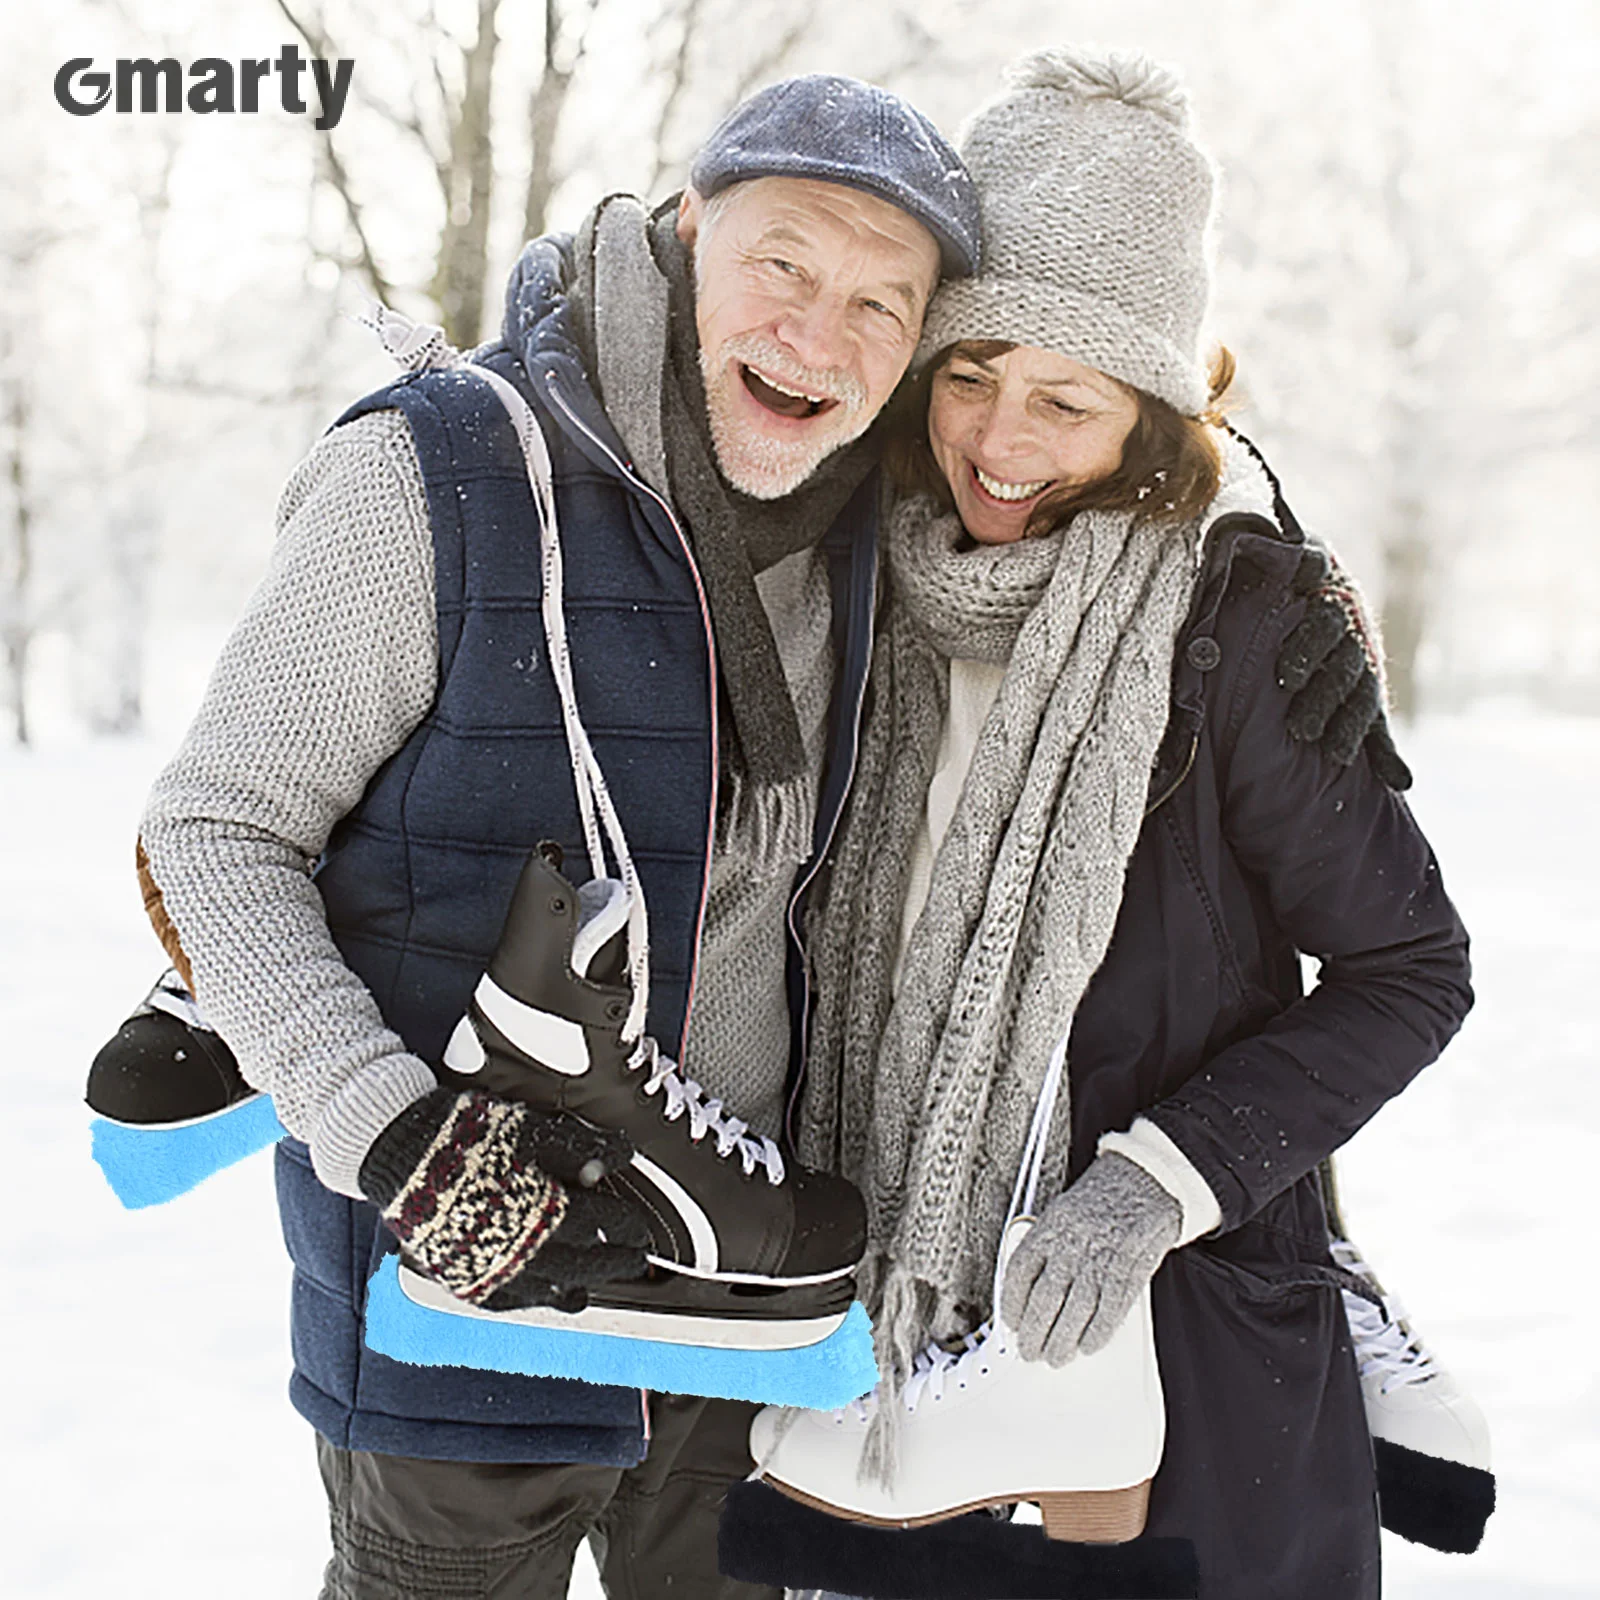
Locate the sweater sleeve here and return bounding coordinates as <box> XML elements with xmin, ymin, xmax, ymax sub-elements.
<box><xmin>1143</xmin><ymin>587</ymin><xmax>1474</xmax><ymax>1233</ymax></box>
<box><xmin>137</xmin><ymin>410</ymin><xmax>442</xmax><ymax>1199</ymax></box>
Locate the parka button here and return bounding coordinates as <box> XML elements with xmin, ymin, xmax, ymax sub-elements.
<box><xmin>1186</xmin><ymin>636</ymin><xmax>1222</xmax><ymax>671</ymax></box>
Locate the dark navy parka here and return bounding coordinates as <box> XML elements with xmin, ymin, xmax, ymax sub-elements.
<box><xmin>1060</xmin><ymin>492</ymin><xmax>1472</xmax><ymax>1598</ymax></box>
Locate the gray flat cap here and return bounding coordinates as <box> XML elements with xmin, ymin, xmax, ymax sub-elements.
<box><xmin>690</xmin><ymin>74</ymin><xmax>981</xmax><ymax>278</ymax></box>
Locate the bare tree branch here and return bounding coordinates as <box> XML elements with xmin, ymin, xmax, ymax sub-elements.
<box><xmin>318</xmin><ymin>136</ymin><xmax>397</xmax><ymax>304</ymax></box>
<box><xmin>350</xmin><ymin>80</ymin><xmax>450</xmax><ymax>189</ymax></box>
<box><xmin>275</xmin><ymin>0</ymin><xmax>397</xmax><ymax>304</ymax></box>
<box><xmin>148</xmin><ymin>373</ymin><xmax>329</xmax><ymax>405</ymax></box>
<box><xmin>524</xmin><ymin>0</ymin><xmax>600</xmax><ymax>241</ymax></box>
<box><xmin>431</xmin><ymin>0</ymin><xmax>501</xmax><ymax>345</ymax></box>
<box><xmin>0</xmin><ymin>356</ymin><xmax>33</xmax><ymax>745</ymax></box>
<box><xmin>729</xmin><ymin>10</ymin><xmax>810</xmax><ymax>104</ymax></box>
<box><xmin>646</xmin><ymin>0</ymin><xmax>707</xmax><ymax>195</ymax></box>
<box><xmin>871</xmin><ymin>6</ymin><xmax>942</xmax><ymax>85</ymax></box>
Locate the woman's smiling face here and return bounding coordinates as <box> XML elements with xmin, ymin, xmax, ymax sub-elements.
<box><xmin>927</xmin><ymin>344</ymin><xmax>1141</xmax><ymax>544</ymax></box>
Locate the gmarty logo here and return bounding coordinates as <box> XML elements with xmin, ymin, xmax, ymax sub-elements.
<box><xmin>55</xmin><ymin>47</ymin><xmax>354</xmax><ymax>131</ymax></box>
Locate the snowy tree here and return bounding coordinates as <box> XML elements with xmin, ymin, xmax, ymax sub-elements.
<box><xmin>5</xmin><ymin>0</ymin><xmax>1599</xmax><ymax>737</ymax></box>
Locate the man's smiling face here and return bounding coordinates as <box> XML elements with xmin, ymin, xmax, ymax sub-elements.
<box><xmin>677</xmin><ymin>176</ymin><xmax>941</xmax><ymax>500</ymax></box>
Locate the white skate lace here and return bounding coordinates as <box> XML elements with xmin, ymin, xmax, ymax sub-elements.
<box><xmin>364</xmin><ymin>305</ymin><xmax>653</xmax><ymax>1044</ymax></box>
<box><xmin>628</xmin><ymin>1035</ymin><xmax>785</xmax><ymax>1183</ymax></box>
<box><xmin>901</xmin><ymin>1322</ymin><xmax>1009</xmax><ymax>1412</ymax></box>
<box><xmin>1331</xmin><ymin>1239</ymin><xmax>1440</xmax><ymax>1395</ymax></box>
<box><xmin>141</xmin><ymin>969</ymin><xmax>209</xmax><ymax>1032</ymax></box>
<box><xmin>836</xmin><ymin>1029</ymin><xmax>1070</xmax><ymax>1425</ymax></box>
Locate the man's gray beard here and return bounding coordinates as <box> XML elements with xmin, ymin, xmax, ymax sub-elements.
<box><xmin>699</xmin><ymin>344</ymin><xmax>871</xmax><ymax>501</ymax></box>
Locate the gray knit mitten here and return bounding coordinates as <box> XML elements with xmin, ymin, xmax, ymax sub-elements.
<box><xmin>359</xmin><ymin>1089</ymin><xmax>650</xmax><ymax>1313</ymax></box>
<box><xmin>1001</xmin><ymin>1153</ymin><xmax>1181</xmax><ymax>1366</ymax></box>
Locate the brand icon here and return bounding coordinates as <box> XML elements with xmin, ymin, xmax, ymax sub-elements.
<box><xmin>54</xmin><ymin>60</ymin><xmax>112</xmax><ymax>116</ymax></box>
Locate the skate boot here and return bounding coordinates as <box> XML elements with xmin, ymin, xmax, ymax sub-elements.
<box><xmin>748</xmin><ymin>1220</ymin><xmax>1165</xmax><ymax>1542</ymax></box>
<box><xmin>87</xmin><ymin>971</ymin><xmax>255</xmax><ymax>1124</ymax></box>
<box><xmin>87</xmin><ymin>971</ymin><xmax>285</xmax><ymax>1208</ymax></box>
<box><xmin>1332</xmin><ymin>1237</ymin><xmax>1495</xmax><ymax>1551</ymax></box>
<box><xmin>397</xmin><ymin>845</ymin><xmax>868</xmax><ymax>1351</ymax></box>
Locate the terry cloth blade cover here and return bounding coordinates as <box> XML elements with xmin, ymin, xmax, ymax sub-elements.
<box><xmin>718</xmin><ymin>1480</ymin><xmax>1198</xmax><ymax>1600</ymax></box>
<box><xmin>91</xmin><ymin>1096</ymin><xmax>285</xmax><ymax>1209</ymax></box>
<box><xmin>365</xmin><ymin>1257</ymin><xmax>878</xmax><ymax>1408</ymax></box>
<box><xmin>1374</xmin><ymin>1437</ymin><xmax>1496</xmax><ymax>1553</ymax></box>
<box><xmin>87</xmin><ymin>977</ymin><xmax>284</xmax><ymax>1208</ymax></box>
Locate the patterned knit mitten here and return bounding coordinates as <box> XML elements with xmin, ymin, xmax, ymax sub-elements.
<box><xmin>359</xmin><ymin>1089</ymin><xmax>651</xmax><ymax>1313</ymax></box>
<box><xmin>1275</xmin><ymin>545</ymin><xmax>1413</xmax><ymax>791</ymax></box>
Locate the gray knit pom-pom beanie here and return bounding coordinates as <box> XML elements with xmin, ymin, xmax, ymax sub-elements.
<box><xmin>916</xmin><ymin>46</ymin><xmax>1217</xmax><ymax>415</ymax></box>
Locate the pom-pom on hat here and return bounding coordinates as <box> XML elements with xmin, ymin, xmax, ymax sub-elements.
<box><xmin>916</xmin><ymin>47</ymin><xmax>1216</xmax><ymax>414</ymax></box>
<box><xmin>690</xmin><ymin>74</ymin><xmax>982</xmax><ymax>278</ymax></box>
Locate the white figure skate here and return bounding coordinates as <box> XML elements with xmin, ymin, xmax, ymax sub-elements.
<box><xmin>750</xmin><ymin>1035</ymin><xmax>1166</xmax><ymax>1544</ymax></box>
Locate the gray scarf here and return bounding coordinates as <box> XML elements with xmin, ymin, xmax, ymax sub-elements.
<box><xmin>571</xmin><ymin>195</ymin><xmax>878</xmax><ymax>865</ymax></box>
<box><xmin>801</xmin><ymin>472</ymin><xmax>1217</xmax><ymax>1462</ymax></box>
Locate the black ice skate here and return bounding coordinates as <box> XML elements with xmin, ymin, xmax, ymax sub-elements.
<box><xmin>397</xmin><ymin>844</ymin><xmax>867</xmax><ymax>1351</ymax></box>
<box><xmin>87</xmin><ymin>971</ymin><xmax>285</xmax><ymax>1208</ymax></box>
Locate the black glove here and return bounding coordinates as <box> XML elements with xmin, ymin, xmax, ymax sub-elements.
<box><xmin>359</xmin><ymin>1088</ymin><xmax>650</xmax><ymax>1313</ymax></box>
<box><xmin>1275</xmin><ymin>546</ymin><xmax>1412</xmax><ymax>791</ymax></box>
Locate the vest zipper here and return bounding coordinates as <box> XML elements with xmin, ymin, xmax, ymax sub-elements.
<box><xmin>542</xmin><ymin>375</ymin><xmax>719</xmax><ymax>1060</ymax></box>
<box><xmin>781</xmin><ymin>590</ymin><xmax>874</xmax><ymax>1145</ymax></box>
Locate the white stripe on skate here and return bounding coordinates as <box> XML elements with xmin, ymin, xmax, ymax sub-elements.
<box><xmin>642</xmin><ymin>1256</ymin><xmax>858</xmax><ymax>1288</ymax></box>
<box><xmin>472</xmin><ymin>976</ymin><xmax>590</xmax><ymax>1076</ymax></box>
<box><xmin>631</xmin><ymin>1154</ymin><xmax>719</xmax><ymax>1272</ymax></box>
<box><xmin>93</xmin><ymin>1090</ymin><xmax>266</xmax><ymax>1132</ymax></box>
<box><xmin>442</xmin><ymin>1015</ymin><xmax>487</xmax><ymax>1074</ymax></box>
<box><xmin>395</xmin><ymin>1264</ymin><xmax>847</xmax><ymax>1350</ymax></box>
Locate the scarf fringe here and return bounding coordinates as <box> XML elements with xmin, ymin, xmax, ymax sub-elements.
<box><xmin>718</xmin><ymin>769</ymin><xmax>815</xmax><ymax>869</ymax></box>
<box><xmin>856</xmin><ymin>1256</ymin><xmax>976</xmax><ymax>1489</ymax></box>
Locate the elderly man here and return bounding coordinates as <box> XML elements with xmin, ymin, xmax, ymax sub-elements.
<box><xmin>133</xmin><ymin>76</ymin><xmax>976</xmax><ymax>1600</ymax></box>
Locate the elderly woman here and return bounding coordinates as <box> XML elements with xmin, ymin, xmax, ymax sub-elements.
<box><xmin>761</xmin><ymin>50</ymin><xmax>1473</xmax><ymax>1600</ymax></box>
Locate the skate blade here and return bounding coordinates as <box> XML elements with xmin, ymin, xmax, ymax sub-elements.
<box><xmin>396</xmin><ymin>1263</ymin><xmax>850</xmax><ymax>1348</ymax></box>
<box><xmin>763</xmin><ymin>1474</ymin><xmax>1153</xmax><ymax>1543</ymax></box>
<box><xmin>89</xmin><ymin>1093</ymin><xmax>285</xmax><ymax>1209</ymax></box>
<box><xmin>364</xmin><ymin>1256</ymin><xmax>879</xmax><ymax>1408</ymax></box>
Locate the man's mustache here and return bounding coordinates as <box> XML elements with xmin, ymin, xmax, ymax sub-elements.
<box><xmin>716</xmin><ymin>335</ymin><xmax>867</xmax><ymax>413</ymax></box>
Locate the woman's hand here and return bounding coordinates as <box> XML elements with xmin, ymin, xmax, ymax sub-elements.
<box><xmin>1275</xmin><ymin>544</ymin><xmax>1412</xmax><ymax>790</ymax></box>
<box><xmin>1000</xmin><ymin>1153</ymin><xmax>1180</xmax><ymax>1366</ymax></box>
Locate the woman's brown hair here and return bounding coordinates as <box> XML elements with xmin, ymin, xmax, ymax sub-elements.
<box><xmin>883</xmin><ymin>340</ymin><xmax>1237</xmax><ymax>537</ymax></box>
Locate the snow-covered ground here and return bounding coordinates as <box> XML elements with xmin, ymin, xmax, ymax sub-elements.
<box><xmin>4</xmin><ymin>647</ymin><xmax>1597</xmax><ymax>1596</ymax></box>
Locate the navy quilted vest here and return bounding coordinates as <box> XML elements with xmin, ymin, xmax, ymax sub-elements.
<box><xmin>274</xmin><ymin>229</ymin><xmax>879</xmax><ymax>1461</ymax></box>
<box><xmin>277</xmin><ymin>342</ymin><xmax>719</xmax><ymax>1464</ymax></box>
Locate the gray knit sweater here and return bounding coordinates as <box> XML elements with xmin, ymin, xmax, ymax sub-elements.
<box><xmin>139</xmin><ymin>410</ymin><xmax>831</xmax><ymax>1199</ymax></box>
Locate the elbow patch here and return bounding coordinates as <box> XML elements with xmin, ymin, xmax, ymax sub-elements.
<box><xmin>136</xmin><ymin>836</ymin><xmax>196</xmax><ymax>995</ymax></box>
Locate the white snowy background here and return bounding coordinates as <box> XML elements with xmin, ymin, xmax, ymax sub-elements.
<box><xmin>3</xmin><ymin>0</ymin><xmax>1598</xmax><ymax>1595</ymax></box>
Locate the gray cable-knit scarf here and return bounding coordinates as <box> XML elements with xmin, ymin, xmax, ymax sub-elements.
<box><xmin>800</xmin><ymin>482</ymin><xmax>1206</xmax><ymax>1459</ymax></box>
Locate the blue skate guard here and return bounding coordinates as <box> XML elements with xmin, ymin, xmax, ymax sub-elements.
<box><xmin>90</xmin><ymin>1094</ymin><xmax>286</xmax><ymax>1210</ymax></box>
<box><xmin>364</xmin><ymin>1254</ymin><xmax>879</xmax><ymax>1410</ymax></box>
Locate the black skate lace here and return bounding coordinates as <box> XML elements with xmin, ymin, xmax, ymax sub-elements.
<box><xmin>629</xmin><ymin>1036</ymin><xmax>785</xmax><ymax>1183</ymax></box>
